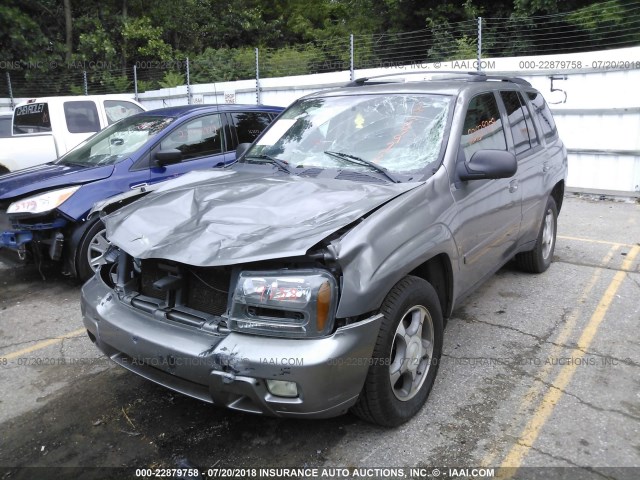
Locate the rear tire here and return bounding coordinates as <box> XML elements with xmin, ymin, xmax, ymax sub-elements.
<box><xmin>352</xmin><ymin>276</ymin><xmax>443</xmax><ymax>427</ymax></box>
<box><xmin>515</xmin><ymin>196</ymin><xmax>557</xmax><ymax>273</ymax></box>
<box><xmin>76</xmin><ymin>220</ymin><xmax>109</xmax><ymax>281</ymax></box>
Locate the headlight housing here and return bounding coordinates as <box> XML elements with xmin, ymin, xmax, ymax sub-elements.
<box><xmin>7</xmin><ymin>185</ymin><xmax>80</xmax><ymax>215</ymax></box>
<box><xmin>228</xmin><ymin>270</ymin><xmax>338</xmax><ymax>338</ymax></box>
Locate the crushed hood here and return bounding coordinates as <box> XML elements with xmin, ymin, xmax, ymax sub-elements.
<box><xmin>105</xmin><ymin>169</ymin><xmax>420</xmax><ymax>266</ymax></box>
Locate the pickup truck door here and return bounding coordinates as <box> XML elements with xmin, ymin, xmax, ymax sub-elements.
<box><xmin>147</xmin><ymin>113</ymin><xmax>234</xmax><ymax>185</ymax></box>
<box><xmin>451</xmin><ymin>92</ymin><xmax>522</xmax><ymax>295</ymax></box>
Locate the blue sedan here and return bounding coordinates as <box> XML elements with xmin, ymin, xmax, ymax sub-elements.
<box><xmin>0</xmin><ymin>104</ymin><xmax>283</xmax><ymax>279</ymax></box>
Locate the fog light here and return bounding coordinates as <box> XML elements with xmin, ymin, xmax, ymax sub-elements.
<box><xmin>266</xmin><ymin>379</ymin><xmax>298</xmax><ymax>398</ymax></box>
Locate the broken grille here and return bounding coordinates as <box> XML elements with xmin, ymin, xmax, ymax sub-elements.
<box><xmin>139</xmin><ymin>260</ymin><xmax>230</xmax><ymax>317</ymax></box>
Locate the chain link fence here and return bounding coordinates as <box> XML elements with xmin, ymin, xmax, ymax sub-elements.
<box><xmin>1</xmin><ymin>1</ymin><xmax>639</xmax><ymax>104</ymax></box>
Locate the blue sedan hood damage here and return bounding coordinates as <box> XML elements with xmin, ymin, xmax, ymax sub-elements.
<box><xmin>105</xmin><ymin>169</ymin><xmax>421</xmax><ymax>266</ymax></box>
<box><xmin>0</xmin><ymin>162</ymin><xmax>114</xmax><ymax>200</ymax></box>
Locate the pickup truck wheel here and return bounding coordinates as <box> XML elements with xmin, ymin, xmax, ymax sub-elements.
<box><xmin>76</xmin><ymin>220</ymin><xmax>109</xmax><ymax>281</ymax></box>
<box><xmin>515</xmin><ymin>196</ymin><xmax>558</xmax><ymax>273</ymax></box>
<box><xmin>352</xmin><ymin>276</ymin><xmax>443</xmax><ymax>427</ymax></box>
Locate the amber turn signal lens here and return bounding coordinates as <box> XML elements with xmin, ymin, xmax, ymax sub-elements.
<box><xmin>316</xmin><ymin>281</ymin><xmax>331</xmax><ymax>332</ymax></box>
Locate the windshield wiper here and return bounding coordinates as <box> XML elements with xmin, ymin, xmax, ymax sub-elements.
<box><xmin>324</xmin><ymin>151</ymin><xmax>400</xmax><ymax>183</ymax></box>
<box><xmin>244</xmin><ymin>154</ymin><xmax>293</xmax><ymax>175</ymax></box>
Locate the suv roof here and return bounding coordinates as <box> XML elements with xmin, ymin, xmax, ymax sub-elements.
<box><xmin>347</xmin><ymin>71</ymin><xmax>531</xmax><ymax>87</ymax></box>
<box><xmin>308</xmin><ymin>71</ymin><xmax>533</xmax><ymax>99</ymax></box>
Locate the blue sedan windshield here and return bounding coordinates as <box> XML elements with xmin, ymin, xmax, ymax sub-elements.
<box><xmin>56</xmin><ymin>115</ymin><xmax>175</xmax><ymax>167</ymax></box>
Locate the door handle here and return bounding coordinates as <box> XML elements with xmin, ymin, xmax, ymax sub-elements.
<box><xmin>509</xmin><ymin>179</ymin><xmax>519</xmax><ymax>193</ymax></box>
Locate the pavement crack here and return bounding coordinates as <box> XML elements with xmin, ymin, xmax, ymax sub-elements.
<box><xmin>553</xmin><ymin>258</ymin><xmax>636</xmax><ymax>274</ymax></box>
<box><xmin>458</xmin><ymin>317</ymin><xmax>549</xmax><ymax>343</ymax></box>
<box><xmin>0</xmin><ymin>337</ymin><xmax>57</xmax><ymax>351</ymax></box>
<box><xmin>59</xmin><ymin>337</ymin><xmax>65</xmax><ymax>360</ymax></box>
<box><xmin>528</xmin><ymin>374</ymin><xmax>640</xmax><ymax>422</ymax></box>
<box><xmin>0</xmin><ymin>333</ymin><xmax>85</xmax><ymax>353</ymax></box>
<box><xmin>567</xmin><ymin>347</ymin><xmax>640</xmax><ymax>368</ymax></box>
<box><xmin>521</xmin><ymin>443</ymin><xmax>613</xmax><ymax>478</ymax></box>
<box><xmin>458</xmin><ymin>317</ymin><xmax>640</xmax><ymax>368</ymax></box>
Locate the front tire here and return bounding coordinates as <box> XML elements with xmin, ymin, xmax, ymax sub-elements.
<box><xmin>352</xmin><ymin>276</ymin><xmax>443</xmax><ymax>427</ymax></box>
<box><xmin>515</xmin><ymin>196</ymin><xmax>558</xmax><ymax>273</ymax></box>
<box><xmin>76</xmin><ymin>220</ymin><xmax>109</xmax><ymax>281</ymax></box>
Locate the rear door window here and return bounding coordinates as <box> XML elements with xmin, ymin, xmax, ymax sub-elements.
<box><xmin>13</xmin><ymin>103</ymin><xmax>52</xmax><ymax>134</ymax></box>
<box><xmin>104</xmin><ymin>100</ymin><xmax>144</xmax><ymax>124</ymax></box>
<box><xmin>518</xmin><ymin>92</ymin><xmax>539</xmax><ymax>148</ymax></box>
<box><xmin>160</xmin><ymin>114</ymin><xmax>225</xmax><ymax>161</ymax></box>
<box><xmin>527</xmin><ymin>92</ymin><xmax>558</xmax><ymax>140</ymax></box>
<box><xmin>500</xmin><ymin>90</ymin><xmax>539</xmax><ymax>155</ymax></box>
<box><xmin>460</xmin><ymin>92</ymin><xmax>507</xmax><ymax>162</ymax></box>
<box><xmin>231</xmin><ymin>112</ymin><xmax>273</xmax><ymax>144</ymax></box>
<box><xmin>64</xmin><ymin>101</ymin><xmax>101</xmax><ymax>134</ymax></box>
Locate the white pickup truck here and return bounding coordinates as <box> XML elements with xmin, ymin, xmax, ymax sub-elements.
<box><xmin>0</xmin><ymin>95</ymin><xmax>145</xmax><ymax>174</ymax></box>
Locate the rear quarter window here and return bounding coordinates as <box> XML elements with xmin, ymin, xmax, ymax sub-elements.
<box><xmin>13</xmin><ymin>103</ymin><xmax>52</xmax><ymax>134</ymax></box>
<box><xmin>64</xmin><ymin>101</ymin><xmax>101</xmax><ymax>134</ymax></box>
<box><xmin>104</xmin><ymin>100</ymin><xmax>144</xmax><ymax>124</ymax></box>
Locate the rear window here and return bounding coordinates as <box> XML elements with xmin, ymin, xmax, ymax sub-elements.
<box><xmin>64</xmin><ymin>101</ymin><xmax>101</xmax><ymax>134</ymax></box>
<box><xmin>13</xmin><ymin>103</ymin><xmax>52</xmax><ymax>134</ymax></box>
<box><xmin>104</xmin><ymin>100</ymin><xmax>144</xmax><ymax>125</ymax></box>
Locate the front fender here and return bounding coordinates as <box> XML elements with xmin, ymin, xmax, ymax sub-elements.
<box><xmin>334</xmin><ymin>170</ymin><xmax>459</xmax><ymax>318</ymax></box>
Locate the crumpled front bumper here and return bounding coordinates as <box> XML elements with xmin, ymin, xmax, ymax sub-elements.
<box><xmin>0</xmin><ymin>214</ymin><xmax>66</xmax><ymax>251</ymax></box>
<box><xmin>81</xmin><ymin>272</ymin><xmax>383</xmax><ymax>418</ymax></box>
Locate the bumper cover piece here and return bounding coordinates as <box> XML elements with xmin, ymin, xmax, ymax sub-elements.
<box><xmin>81</xmin><ymin>273</ymin><xmax>382</xmax><ymax>418</ymax></box>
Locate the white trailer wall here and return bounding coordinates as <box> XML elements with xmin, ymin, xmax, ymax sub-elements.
<box><xmin>2</xmin><ymin>47</ymin><xmax>639</xmax><ymax>194</ymax></box>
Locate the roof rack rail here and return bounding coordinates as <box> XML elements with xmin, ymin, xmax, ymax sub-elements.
<box><xmin>481</xmin><ymin>75</ymin><xmax>531</xmax><ymax>86</ymax></box>
<box><xmin>345</xmin><ymin>70</ymin><xmax>531</xmax><ymax>87</ymax></box>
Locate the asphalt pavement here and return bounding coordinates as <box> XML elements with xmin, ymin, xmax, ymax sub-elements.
<box><xmin>0</xmin><ymin>195</ymin><xmax>638</xmax><ymax>480</ymax></box>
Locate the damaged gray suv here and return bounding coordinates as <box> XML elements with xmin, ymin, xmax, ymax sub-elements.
<box><xmin>81</xmin><ymin>72</ymin><xmax>567</xmax><ymax>426</ymax></box>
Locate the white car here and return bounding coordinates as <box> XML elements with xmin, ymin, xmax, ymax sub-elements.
<box><xmin>0</xmin><ymin>95</ymin><xmax>145</xmax><ymax>174</ymax></box>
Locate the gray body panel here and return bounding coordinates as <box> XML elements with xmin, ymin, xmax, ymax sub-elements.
<box><xmin>82</xmin><ymin>274</ymin><xmax>381</xmax><ymax>418</ymax></box>
<box><xmin>82</xmin><ymin>75</ymin><xmax>568</xmax><ymax>418</ymax></box>
<box><xmin>104</xmin><ymin>169</ymin><xmax>419</xmax><ymax>266</ymax></box>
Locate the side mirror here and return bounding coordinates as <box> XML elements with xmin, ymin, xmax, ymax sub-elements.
<box><xmin>458</xmin><ymin>150</ymin><xmax>517</xmax><ymax>181</ymax></box>
<box><xmin>155</xmin><ymin>149</ymin><xmax>182</xmax><ymax>166</ymax></box>
<box><xmin>235</xmin><ymin>142</ymin><xmax>252</xmax><ymax>160</ymax></box>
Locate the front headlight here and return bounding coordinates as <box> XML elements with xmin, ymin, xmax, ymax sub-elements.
<box><xmin>228</xmin><ymin>270</ymin><xmax>338</xmax><ymax>338</ymax></box>
<box><xmin>7</xmin><ymin>185</ymin><xmax>80</xmax><ymax>215</ymax></box>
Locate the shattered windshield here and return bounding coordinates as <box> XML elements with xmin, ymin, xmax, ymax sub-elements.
<box><xmin>55</xmin><ymin>115</ymin><xmax>175</xmax><ymax>167</ymax></box>
<box><xmin>245</xmin><ymin>94</ymin><xmax>451</xmax><ymax>176</ymax></box>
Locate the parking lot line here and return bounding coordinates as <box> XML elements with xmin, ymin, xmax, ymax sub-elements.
<box><xmin>497</xmin><ymin>244</ymin><xmax>640</xmax><ymax>476</ymax></box>
<box><xmin>481</xmin><ymin>244</ymin><xmax>620</xmax><ymax>468</ymax></box>
<box><xmin>558</xmin><ymin>235</ymin><xmax>636</xmax><ymax>248</ymax></box>
<box><xmin>1</xmin><ymin>327</ymin><xmax>86</xmax><ymax>361</ymax></box>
